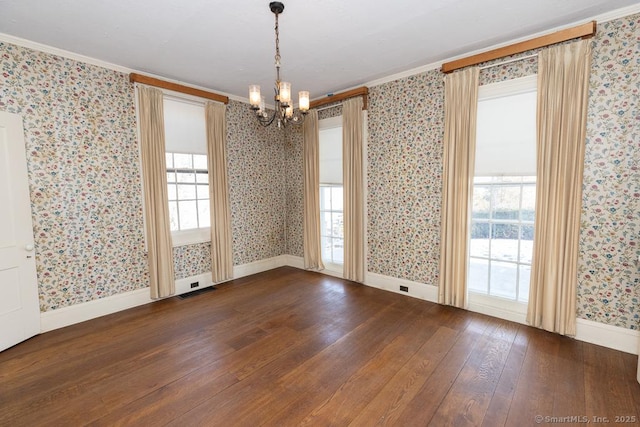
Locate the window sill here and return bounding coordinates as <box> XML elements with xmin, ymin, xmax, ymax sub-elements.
<box><xmin>172</xmin><ymin>228</ymin><xmax>211</xmax><ymax>247</ymax></box>
<box><xmin>468</xmin><ymin>292</ymin><xmax>528</xmax><ymax>324</ymax></box>
<box><xmin>322</xmin><ymin>262</ymin><xmax>344</xmax><ymax>277</ymax></box>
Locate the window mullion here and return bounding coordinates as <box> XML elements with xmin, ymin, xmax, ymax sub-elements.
<box><xmin>516</xmin><ymin>179</ymin><xmax>523</xmax><ymax>300</ymax></box>
<box><xmin>193</xmin><ymin>155</ymin><xmax>200</xmax><ymax>229</ymax></box>
<box><xmin>487</xmin><ymin>185</ymin><xmax>493</xmax><ymax>297</ymax></box>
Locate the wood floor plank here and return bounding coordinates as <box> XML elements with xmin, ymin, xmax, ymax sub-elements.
<box><xmin>428</xmin><ymin>319</ymin><xmax>519</xmax><ymax>426</ymax></box>
<box><xmin>90</xmin><ymin>325</ymin><xmax>304</xmax><ymax>426</ymax></box>
<box><xmin>551</xmin><ymin>337</ymin><xmax>586</xmax><ymax>418</ymax></box>
<box><xmin>584</xmin><ymin>343</ymin><xmax>639</xmax><ymax>422</ymax></box>
<box><xmin>93</xmin><ymin>276</ymin><xmax>391</xmax><ymax>426</ymax></box>
<box><xmin>167</xmin><ymin>301</ymin><xmax>414</xmax><ymax>426</ymax></box>
<box><xmin>504</xmin><ymin>328</ymin><xmax>561</xmax><ymax>425</ymax></box>
<box><xmin>2</xmin><ymin>315</ymin><xmax>243</xmax><ymax>424</ymax></box>
<box><xmin>622</xmin><ymin>352</ymin><xmax>640</xmax><ymax>416</ymax></box>
<box><xmin>480</xmin><ymin>325</ymin><xmax>529</xmax><ymax>427</ymax></box>
<box><xmin>0</xmin><ymin>267</ymin><xmax>637</xmax><ymax>427</ymax></box>
<box><xmin>350</xmin><ymin>312</ymin><xmax>495</xmax><ymax>426</ymax></box>
<box><xmin>391</xmin><ymin>315</ymin><xmax>502</xmax><ymax>426</ymax></box>
<box><xmin>297</xmin><ymin>305</ymin><xmax>441</xmax><ymax>426</ymax></box>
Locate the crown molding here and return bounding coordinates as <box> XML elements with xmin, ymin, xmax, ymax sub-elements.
<box><xmin>595</xmin><ymin>2</ymin><xmax>640</xmax><ymax>23</ymax></box>
<box><xmin>0</xmin><ymin>32</ymin><xmax>248</xmax><ymax>105</ymax></box>
<box><xmin>364</xmin><ymin>62</ymin><xmax>443</xmax><ymax>89</ymax></box>
<box><xmin>2</xmin><ymin>2</ymin><xmax>639</xmax><ymax>100</ymax></box>
<box><xmin>364</xmin><ymin>3</ymin><xmax>640</xmax><ymax>88</ymax></box>
<box><xmin>0</xmin><ymin>32</ymin><xmax>133</xmax><ymax>73</ymax></box>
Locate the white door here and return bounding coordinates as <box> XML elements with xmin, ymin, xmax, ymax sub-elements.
<box><xmin>0</xmin><ymin>111</ymin><xmax>40</xmax><ymax>351</ymax></box>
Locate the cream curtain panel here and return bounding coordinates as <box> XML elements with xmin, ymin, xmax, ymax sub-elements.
<box><xmin>205</xmin><ymin>102</ymin><xmax>233</xmax><ymax>283</ymax></box>
<box><xmin>137</xmin><ymin>85</ymin><xmax>175</xmax><ymax>299</ymax></box>
<box><xmin>302</xmin><ymin>110</ymin><xmax>325</xmax><ymax>270</ymax></box>
<box><xmin>438</xmin><ymin>67</ymin><xmax>480</xmax><ymax>308</ymax></box>
<box><xmin>527</xmin><ymin>40</ymin><xmax>592</xmax><ymax>336</ymax></box>
<box><xmin>343</xmin><ymin>97</ymin><xmax>365</xmax><ymax>282</ymax></box>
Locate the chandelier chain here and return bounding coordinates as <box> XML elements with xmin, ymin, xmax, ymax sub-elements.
<box><xmin>274</xmin><ymin>12</ymin><xmax>281</xmax><ymax>82</ymax></box>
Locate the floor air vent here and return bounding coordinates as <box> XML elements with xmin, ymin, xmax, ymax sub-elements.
<box><xmin>177</xmin><ymin>286</ymin><xmax>217</xmax><ymax>299</ymax></box>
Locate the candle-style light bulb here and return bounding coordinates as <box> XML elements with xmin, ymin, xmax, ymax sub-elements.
<box><xmin>298</xmin><ymin>91</ymin><xmax>309</xmax><ymax>112</ymax></box>
<box><xmin>279</xmin><ymin>81</ymin><xmax>291</xmax><ymax>106</ymax></box>
<box><xmin>249</xmin><ymin>85</ymin><xmax>261</xmax><ymax>108</ymax></box>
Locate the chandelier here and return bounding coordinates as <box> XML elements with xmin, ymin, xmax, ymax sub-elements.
<box><xmin>249</xmin><ymin>2</ymin><xmax>309</xmax><ymax>127</ymax></box>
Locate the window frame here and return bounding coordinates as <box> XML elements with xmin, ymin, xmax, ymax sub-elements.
<box><xmin>320</xmin><ymin>183</ymin><xmax>344</xmax><ymax>266</ymax></box>
<box><xmin>467</xmin><ymin>74</ymin><xmax>538</xmax><ymax>321</ymax></box>
<box><xmin>134</xmin><ymin>87</ymin><xmax>212</xmax><ymax>248</ymax></box>
<box><xmin>166</xmin><ymin>152</ymin><xmax>211</xmax><ymax>246</ymax></box>
<box><xmin>319</xmin><ymin>115</ymin><xmax>344</xmax><ymax>272</ymax></box>
<box><xmin>468</xmin><ymin>176</ymin><xmax>535</xmax><ymax>303</ymax></box>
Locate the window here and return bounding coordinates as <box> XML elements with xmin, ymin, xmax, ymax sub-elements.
<box><xmin>320</xmin><ymin>185</ymin><xmax>343</xmax><ymax>264</ymax></box>
<box><xmin>166</xmin><ymin>152</ymin><xmax>210</xmax><ymax>231</ymax></box>
<box><xmin>319</xmin><ymin>116</ymin><xmax>343</xmax><ymax>267</ymax></box>
<box><xmin>163</xmin><ymin>96</ymin><xmax>210</xmax><ymax>245</ymax></box>
<box><xmin>469</xmin><ymin>176</ymin><xmax>535</xmax><ymax>302</ymax></box>
<box><xmin>468</xmin><ymin>75</ymin><xmax>537</xmax><ymax>306</ymax></box>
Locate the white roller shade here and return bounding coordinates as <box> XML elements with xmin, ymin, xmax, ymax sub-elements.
<box><xmin>163</xmin><ymin>97</ymin><xmax>207</xmax><ymax>154</ymax></box>
<box><xmin>319</xmin><ymin>120</ymin><xmax>342</xmax><ymax>185</ymax></box>
<box><xmin>476</xmin><ymin>76</ymin><xmax>537</xmax><ymax>176</ymax></box>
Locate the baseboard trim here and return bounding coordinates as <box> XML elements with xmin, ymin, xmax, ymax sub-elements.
<box><xmin>361</xmin><ymin>270</ymin><xmax>639</xmax><ymax>355</ymax></box>
<box><xmin>283</xmin><ymin>255</ymin><xmax>345</xmax><ymax>278</ymax></box>
<box><xmin>365</xmin><ymin>271</ymin><xmax>439</xmax><ymax>303</ymax></box>
<box><xmin>40</xmin><ymin>255</ymin><xmax>640</xmax><ymax>355</ymax></box>
<box><xmin>285</xmin><ymin>257</ymin><xmax>440</xmax><ymax>302</ymax></box>
<box><xmin>333</xmin><ymin>267</ymin><xmax>638</xmax><ymax>355</ymax></box>
<box><xmin>175</xmin><ymin>272</ymin><xmax>215</xmax><ymax>296</ymax></box>
<box><xmin>283</xmin><ymin>255</ymin><xmax>304</xmax><ymax>269</ymax></box>
<box><xmin>40</xmin><ymin>288</ymin><xmax>151</xmax><ymax>333</ymax></box>
<box><xmin>233</xmin><ymin>255</ymin><xmax>289</xmax><ymax>278</ymax></box>
<box><xmin>40</xmin><ymin>255</ymin><xmax>290</xmax><ymax>332</ymax></box>
<box><xmin>575</xmin><ymin>318</ymin><xmax>639</xmax><ymax>355</ymax></box>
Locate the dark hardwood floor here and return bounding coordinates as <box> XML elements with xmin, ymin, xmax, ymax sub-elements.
<box><xmin>1</xmin><ymin>267</ymin><xmax>638</xmax><ymax>426</ymax></box>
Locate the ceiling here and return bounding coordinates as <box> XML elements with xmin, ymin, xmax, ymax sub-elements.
<box><xmin>1</xmin><ymin>0</ymin><xmax>639</xmax><ymax>101</ymax></box>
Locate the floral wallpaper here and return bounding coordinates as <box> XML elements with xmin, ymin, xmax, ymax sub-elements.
<box><xmin>0</xmin><ymin>42</ymin><xmax>149</xmax><ymax>311</ymax></box>
<box><xmin>479</xmin><ymin>52</ymin><xmax>538</xmax><ymax>84</ymax></box>
<box><xmin>367</xmin><ymin>72</ymin><xmax>445</xmax><ymax>285</ymax></box>
<box><xmin>1</xmin><ymin>11</ymin><xmax>638</xmax><ymax>332</ymax></box>
<box><xmin>226</xmin><ymin>100</ymin><xmax>287</xmax><ymax>264</ymax></box>
<box><xmin>318</xmin><ymin>104</ymin><xmax>342</xmax><ymax>121</ymax></box>
<box><xmin>0</xmin><ymin>43</ymin><xmax>290</xmax><ymax>311</ymax></box>
<box><xmin>173</xmin><ymin>101</ymin><xmax>289</xmax><ymax>272</ymax></box>
<box><xmin>170</xmin><ymin>101</ymin><xmax>290</xmax><ymax>276</ymax></box>
<box><xmin>577</xmin><ymin>14</ymin><xmax>639</xmax><ymax>329</ymax></box>
<box><xmin>285</xmin><ymin>125</ymin><xmax>303</xmax><ymax>257</ymax></box>
<box><xmin>362</xmin><ymin>13</ymin><xmax>640</xmax><ymax>330</ymax></box>
<box><xmin>283</xmin><ymin>102</ymin><xmax>344</xmax><ymax>257</ymax></box>
<box><xmin>363</xmin><ymin>48</ymin><xmax>537</xmax><ymax>288</ymax></box>
<box><xmin>173</xmin><ymin>243</ymin><xmax>211</xmax><ymax>280</ymax></box>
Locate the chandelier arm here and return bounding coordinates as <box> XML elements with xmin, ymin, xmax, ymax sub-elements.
<box><xmin>255</xmin><ymin>109</ymin><xmax>277</xmax><ymax>127</ymax></box>
<box><xmin>288</xmin><ymin>109</ymin><xmax>307</xmax><ymax>125</ymax></box>
<box><xmin>274</xmin><ymin>104</ymin><xmax>306</xmax><ymax>128</ymax></box>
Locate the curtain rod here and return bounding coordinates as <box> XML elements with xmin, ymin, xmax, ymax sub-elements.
<box><xmin>310</xmin><ymin>86</ymin><xmax>369</xmax><ymax>111</ymax></box>
<box><xmin>315</xmin><ymin>103</ymin><xmax>344</xmax><ymax>113</ymax></box>
<box><xmin>479</xmin><ymin>52</ymin><xmax>538</xmax><ymax>70</ymax></box>
<box><xmin>442</xmin><ymin>20</ymin><xmax>596</xmax><ymax>73</ymax></box>
<box><xmin>129</xmin><ymin>73</ymin><xmax>229</xmax><ymax>104</ymax></box>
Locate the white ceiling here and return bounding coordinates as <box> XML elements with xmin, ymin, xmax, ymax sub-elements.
<box><xmin>1</xmin><ymin>0</ymin><xmax>639</xmax><ymax>101</ymax></box>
